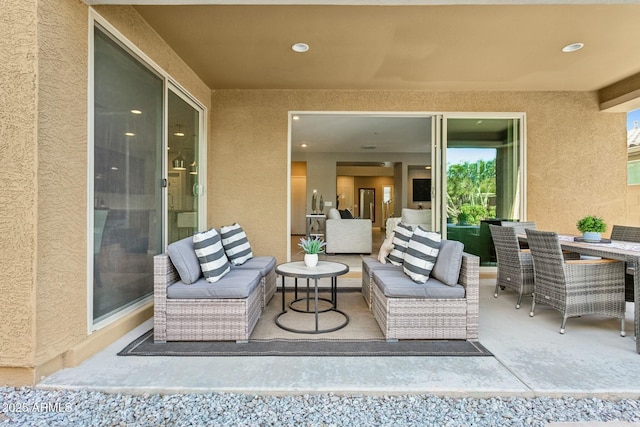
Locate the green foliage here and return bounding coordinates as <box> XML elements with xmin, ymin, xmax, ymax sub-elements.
<box><xmin>576</xmin><ymin>215</ymin><xmax>607</xmax><ymax>233</ymax></box>
<box><xmin>446</xmin><ymin>159</ymin><xmax>496</xmax><ymax>223</ymax></box>
<box><xmin>298</xmin><ymin>237</ymin><xmax>326</xmax><ymax>254</ymax></box>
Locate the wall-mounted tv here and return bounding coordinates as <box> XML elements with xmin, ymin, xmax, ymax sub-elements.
<box><xmin>412</xmin><ymin>178</ymin><xmax>431</xmax><ymax>202</ymax></box>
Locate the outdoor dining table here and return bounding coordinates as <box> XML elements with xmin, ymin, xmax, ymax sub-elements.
<box><xmin>518</xmin><ymin>233</ymin><xmax>640</xmax><ymax>353</ymax></box>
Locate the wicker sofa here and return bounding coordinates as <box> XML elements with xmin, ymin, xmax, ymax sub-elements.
<box><xmin>362</xmin><ymin>247</ymin><xmax>480</xmax><ymax>341</ymax></box>
<box><xmin>153</xmin><ymin>236</ymin><xmax>276</xmax><ymax>343</ymax></box>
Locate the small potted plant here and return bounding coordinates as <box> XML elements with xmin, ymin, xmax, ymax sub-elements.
<box><xmin>298</xmin><ymin>236</ymin><xmax>326</xmax><ymax>267</ymax></box>
<box><xmin>576</xmin><ymin>215</ymin><xmax>607</xmax><ymax>242</ymax></box>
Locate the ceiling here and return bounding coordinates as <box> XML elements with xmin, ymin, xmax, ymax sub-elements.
<box><xmin>92</xmin><ymin>1</ymin><xmax>640</xmax><ymax>155</ymax></box>
<box><xmin>130</xmin><ymin>2</ymin><xmax>640</xmax><ymax>92</ymax></box>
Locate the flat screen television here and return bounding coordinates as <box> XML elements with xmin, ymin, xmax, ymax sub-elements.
<box><xmin>412</xmin><ymin>178</ymin><xmax>431</xmax><ymax>202</ymax></box>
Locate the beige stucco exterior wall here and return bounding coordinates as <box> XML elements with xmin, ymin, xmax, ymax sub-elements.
<box><xmin>628</xmin><ymin>185</ymin><xmax>640</xmax><ymax>226</ymax></box>
<box><xmin>1</xmin><ymin>0</ymin><xmax>212</xmax><ymax>386</ymax></box>
<box><xmin>0</xmin><ymin>0</ymin><xmax>39</xmax><ymax>385</ymax></box>
<box><xmin>210</xmin><ymin>90</ymin><xmax>627</xmax><ymax>263</ymax></box>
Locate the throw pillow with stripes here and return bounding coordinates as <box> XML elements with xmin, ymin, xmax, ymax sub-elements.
<box><xmin>193</xmin><ymin>228</ymin><xmax>230</xmax><ymax>283</ymax></box>
<box><xmin>403</xmin><ymin>227</ymin><xmax>441</xmax><ymax>283</ymax></box>
<box><xmin>220</xmin><ymin>223</ymin><xmax>253</xmax><ymax>265</ymax></box>
<box><xmin>387</xmin><ymin>222</ymin><xmax>414</xmax><ymax>266</ymax></box>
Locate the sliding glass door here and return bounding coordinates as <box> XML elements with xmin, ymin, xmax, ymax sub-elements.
<box><xmin>92</xmin><ymin>26</ymin><xmax>163</xmax><ymax>322</ymax></box>
<box><xmin>167</xmin><ymin>89</ymin><xmax>202</xmax><ymax>244</ymax></box>
<box><xmin>91</xmin><ymin>21</ymin><xmax>206</xmax><ymax>328</ymax></box>
<box><xmin>441</xmin><ymin>115</ymin><xmax>525</xmax><ymax>266</ymax></box>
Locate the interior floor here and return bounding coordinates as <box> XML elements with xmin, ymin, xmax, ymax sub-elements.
<box><xmin>290</xmin><ymin>227</ymin><xmax>385</xmax><ymax>273</ymax></box>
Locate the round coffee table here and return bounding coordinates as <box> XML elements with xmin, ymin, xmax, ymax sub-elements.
<box><xmin>275</xmin><ymin>261</ymin><xmax>349</xmax><ymax>334</ymax></box>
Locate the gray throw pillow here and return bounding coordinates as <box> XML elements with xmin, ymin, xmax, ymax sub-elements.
<box><xmin>167</xmin><ymin>236</ymin><xmax>202</xmax><ymax>284</ymax></box>
<box><xmin>431</xmin><ymin>239</ymin><xmax>464</xmax><ymax>286</ymax></box>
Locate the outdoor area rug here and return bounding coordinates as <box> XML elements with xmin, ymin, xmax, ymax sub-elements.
<box><xmin>118</xmin><ymin>330</ymin><xmax>493</xmax><ymax>357</ymax></box>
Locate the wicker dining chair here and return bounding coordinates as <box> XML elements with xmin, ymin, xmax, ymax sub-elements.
<box><xmin>610</xmin><ymin>224</ymin><xmax>640</xmax><ymax>302</ymax></box>
<box><xmin>525</xmin><ymin>229</ymin><xmax>626</xmax><ymax>336</ymax></box>
<box><xmin>489</xmin><ymin>224</ymin><xmax>535</xmax><ymax>309</ymax></box>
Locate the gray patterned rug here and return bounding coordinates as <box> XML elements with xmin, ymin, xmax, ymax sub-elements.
<box><xmin>118</xmin><ymin>330</ymin><xmax>493</xmax><ymax>357</ymax></box>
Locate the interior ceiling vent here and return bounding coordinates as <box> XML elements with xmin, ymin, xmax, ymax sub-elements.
<box><xmin>361</xmin><ymin>145</ymin><xmax>377</xmax><ymax>150</ymax></box>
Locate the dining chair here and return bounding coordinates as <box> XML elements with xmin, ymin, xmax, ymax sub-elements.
<box><xmin>489</xmin><ymin>224</ymin><xmax>535</xmax><ymax>309</ymax></box>
<box><xmin>525</xmin><ymin>229</ymin><xmax>626</xmax><ymax>336</ymax></box>
<box><xmin>611</xmin><ymin>224</ymin><xmax>640</xmax><ymax>302</ymax></box>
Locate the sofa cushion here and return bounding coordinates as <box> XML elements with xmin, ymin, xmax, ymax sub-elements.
<box><xmin>388</xmin><ymin>222</ymin><xmax>413</xmax><ymax>266</ymax></box>
<box><xmin>167</xmin><ymin>269</ymin><xmax>261</xmax><ymax>299</ymax></box>
<box><xmin>193</xmin><ymin>228</ymin><xmax>231</xmax><ymax>283</ymax></box>
<box><xmin>232</xmin><ymin>255</ymin><xmax>276</xmax><ymax>277</ymax></box>
<box><xmin>340</xmin><ymin>209</ymin><xmax>354</xmax><ymax>219</ymax></box>
<box><xmin>219</xmin><ymin>223</ymin><xmax>253</xmax><ymax>265</ymax></box>
<box><xmin>327</xmin><ymin>208</ymin><xmax>341</xmax><ymax>219</ymax></box>
<box><xmin>362</xmin><ymin>256</ymin><xmax>401</xmax><ymax>277</ymax></box>
<box><xmin>403</xmin><ymin>227</ymin><xmax>441</xmax><ymax>283</ymax></box>
<box><xmin>167</xmin><ymin>236</ymin><xmax>202</xmax><ymax>285</ymax></box>
<box><xmin>372</xmin><ymin>269</ymin><xmax>465</xmax><ymax>299</ymax></box>
<box><xmin>401</xmin><ymin>208</ymin><xmax>432</xmax><ymax>230</ymax></box>
<box><xmin>431</xmin><ymin>240</ymin><xmax>464</xmax><ymax>286</ymax></box>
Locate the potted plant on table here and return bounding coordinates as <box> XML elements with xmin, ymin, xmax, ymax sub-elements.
<box><xmin>576</xmin><ymin>215</ymin><xmax>607</xmax><ymax>242</ymax></box>
<box><xmin>298</xmin><ymin>237</ymin><xmax>326</xmax><ymax>267</ymax></box>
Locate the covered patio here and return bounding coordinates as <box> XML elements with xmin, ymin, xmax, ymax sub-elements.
<box><xmin>37</xmin><ymin>276</ymin><xmax>640</xmax><ymax>398</ymax></box>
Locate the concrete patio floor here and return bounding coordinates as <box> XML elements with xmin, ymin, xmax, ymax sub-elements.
<box><xmin>37</xmin><ymin>275</ymin><xmax>640</xmax><ymax>399</ymax></box>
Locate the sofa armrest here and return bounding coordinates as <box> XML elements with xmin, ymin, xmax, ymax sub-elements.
<box><xmin>459</xmin><ymin>252</ymin><xmax>480</xmax><ymax>341</ymax></box>
<box><xmin>153</xmin><ymin>253</ymin><xmax>180</xmax><ymax>343</ymax></box>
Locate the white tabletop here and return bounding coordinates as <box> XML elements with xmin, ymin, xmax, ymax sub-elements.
<box><xmin>276</xmin><ymin>261</ymin><xmax>349</xmax><ymax>278</ymax></box>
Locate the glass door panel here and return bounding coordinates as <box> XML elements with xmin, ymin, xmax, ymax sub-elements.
<box><xmin>443</xmin><ymin>116</ymin><xmax>523</xmax><ymax>266</ymax></box>
<box><xmin>93</xmin><ymin>26</ymin><xmax>163</xmax><ymax>322</ymax></box>
<box><xmin>167</xmin><ymin>90</ymin><xmax>201</xmax><ymax>244</ymax></box>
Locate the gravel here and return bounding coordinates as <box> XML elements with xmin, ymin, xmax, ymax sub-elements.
<box><xmin>2</xmin><ymin>387</ymin><xmax>640</xmax><ymax>426</ymax></box>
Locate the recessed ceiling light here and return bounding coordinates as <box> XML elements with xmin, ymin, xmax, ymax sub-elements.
<box><xmin>300</xmin><ymin>143</ymin><xmax>308</xmax><ymax>148</ymax></box>
<box><xmin>291</xmin><ymin>43</ymin><xmax>309</xmax><ymax>53</ymax></box>
<box><xmin>173</xmin><ymin>131</ymin><xmax>185</xmax><ymax>137</ymax></box>
<box><xmin>292</xmin><ymin>115</ymin><xmax>300</xmax><ymax>120</ymax></box>
<box><xmin>130</xmin><ymin>109</ymin><xmax>142</xmax><ymax>115</ymax></box>
<box><xmin>562</xmin><ymin>42</ymin><xmax>584</xmax><ymax>53</ymax></box>
<box><xmin>125</xmin><ymin>132</ymin><xmax>135</xmax><ymax>136</ymax></box>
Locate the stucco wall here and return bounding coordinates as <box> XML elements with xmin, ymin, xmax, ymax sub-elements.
<box><xmin>210</xmin><ymin>90</ymin><xmax>627</xmax><ymax>263</ymax></box>
<box><xmin>2</xmin><ymin>0</ymin><xmax>213</xmax><ymax>384</ymax></box>
<box><xmin>0</xmin><ymin>0</ymin><xmax>38</xmax><ymax>378</ymax></box>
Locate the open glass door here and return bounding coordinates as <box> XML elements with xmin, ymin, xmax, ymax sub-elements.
<box><xmin>441</xmin><ymin>115</ymin><xmax>525</xmax><ymax>266</ymax></box>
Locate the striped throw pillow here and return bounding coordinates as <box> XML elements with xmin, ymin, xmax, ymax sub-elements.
<box><xmin>219</xmin><ymin>223</ymin><xmax>253</xmax><ymax>265</ymax></box>
<box><xmin>403</xmin><ymin>227</ymin><xmax>441</xmax><ymax>283</ymax></box>
<box><xmin>193</xmin><ymin>228</ymin><xmax>230</xmax><ymax>283</ymax></box>
<box><xmin>387</xmin><ymin>222</ymin><xmax>413</xmax><ymax>266</ymax></box>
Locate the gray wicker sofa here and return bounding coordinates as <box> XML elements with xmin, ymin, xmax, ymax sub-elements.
<box><xmin>153</xmin><ymin>236</ymin><xmax>276</xmax><ymax>343</ymax></box>
<box><xmin>362</xmin><ymin>244</ymin><xmax>480</xmax><ymax>342</ymax></box>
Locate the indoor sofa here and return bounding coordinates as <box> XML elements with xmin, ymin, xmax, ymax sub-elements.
<box><xmin>325</xmin><ymin>208</ymin><xmax>372</xmax><ymax>254</ymax></box>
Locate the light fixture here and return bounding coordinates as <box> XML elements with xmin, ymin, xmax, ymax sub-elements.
<box><xmin>125</xmin><ymin>132</ymin><xmax>135</xmax><ymax>137</ymax></box>
<box><xmin>173</xmin><ymin>124</ymin><xmax>185</xmax><ymax>137</ymax></box>
<box><xmin>292</xmin><ymin>115</ymin><xmax>300</xmax><ymax>120</ymax></box>
<box><xmin>190</xmin><ymin>162</ymin><xmax>198</xmax><ymax>175</ymax></box>
<box><xmin>172</xmin><ymin>152</ymin><xmax>186</xmax><ymax>170</ymax></box>
<box><xmin>301</xmin><ymin>143</ymin><xmax>308</xmax><ymax>148</ymax></box>
<box><xmin>130</xmin><ymin>109</ymin><xmax>142</xmax><ymax>115</ymax></box>
<box><xmin>291</xmin><ymin>43</ymin><xmax>309</xmax><ymax>53</ymax></box>
<box><xmin>562</xmin><ymin>42</ymin><xmax>584</xmax><ymax>53</ymax></box>
<box><xmin>425</xmin><ymin>166</ymin><xmax>432</xmax><ymax>170</ymax></box>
